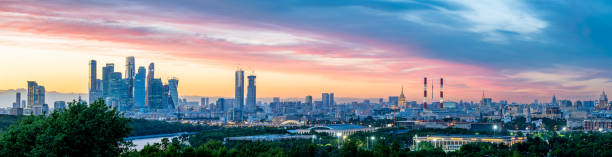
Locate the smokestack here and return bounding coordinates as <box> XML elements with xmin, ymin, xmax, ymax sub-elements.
<box><xmin>424</xmin><ymin>77</ymin><xmax>427</xmax><ymax>109</ymax></box>
<box><xmin>440</xmin><ymin>78</ymin><xmax>444</xmax><ymax>109</ymax></box>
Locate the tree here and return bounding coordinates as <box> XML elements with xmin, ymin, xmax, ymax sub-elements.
<box><xmin>416</xmin><ymin>141</ymin><xmax>434</xmax><ymax>151</ymax></box>
<box><xmin>0</xmin><ymin>100</ymin><xmax>131</xmax><ymax>156</ymax></box>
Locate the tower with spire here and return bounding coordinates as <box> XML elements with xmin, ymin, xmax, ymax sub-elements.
<box><xmin>399</xmin><ymin>86</ymin><xmax>406</xmax><ymax>108</ymax></box>
<box><xmin>598</xmin><ymin>90</ymin><xmax>609</xmax><ymax>110</ymax></box>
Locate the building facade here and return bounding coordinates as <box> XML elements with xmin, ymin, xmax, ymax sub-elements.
<box><xmin>246</xmin><ymin>75</ymin><xmax>256</xmax><ymax>113</ymax></box>
<box><xmin>413</xmin><ymin>135</ymin><xmax>526</xmax><ymax>152</ymax></box>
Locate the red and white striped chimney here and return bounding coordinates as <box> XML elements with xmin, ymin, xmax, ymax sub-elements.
<box><xmin>440</xmin><ymin>78</ymin><xmax>444</xmax><ymax>109</ymax></box>
<box><xmin>424</xmin><ymin>77</ymin><xmax>428</xmax><ymax>109</ymax></box>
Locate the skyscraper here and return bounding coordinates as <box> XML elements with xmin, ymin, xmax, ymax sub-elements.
<box><xmin>399</xmin><ymin>86</ymin><xmax>406</xmax><ymax>108</ymax></box>
<box><xmin>322</xmin><ymin>93</ymin><xmax>329</xmax><ymax>108</ymax></box>
<box><xmin>146</xmin><ymin>63</ymin><xmax>154</xmax><ymax>107</ymax></box>
<box><xmin>102</xmin><ymin>63</ymin><xmax>114</xmax><ymax>98</ymax></box>
<box><xmin>305</xmin><ymin>95</ymin><xmax>313</xmax><ymax>112</ymax></box>
<box><xmin>27</xmin><ymin>81</ymin><xmax>45</xmax><ymax>112</ymax></box>
<box><xmin>168</xmin><ymin>77</ymin><xmax>179</xmax><ymax>111</ymax></box>
<box><xmin>125</xmin><ymin>56</ymin><xmax>135</xmax><ymax>108</ymax></box>
<box><xmin>14</xmin><ymin>92</ymin><xmax>21</xmax><ymax>108</ymax></box>
<box><xmin>246</xmin><ymin>74</ymin><xmax>256</xmax><ymax>113</ymax></box>
<box><xmin>108</xmin><ymin>72</ymin><xmax>125</xmax><ymax>108</ymax></box>
<box><xmin>134</xmin><ymin>66</ymin><xmax>146</xmax><ymax>108</ymax></box>
<box><xmin>147</xmin><ymin>78</ymin><xmax>163</xmax><ymax>110</ymax></box>
<box><xmin>329</xmin><ymin>93</ymin><xmax>335</xmax><ymax>107</ymax></box>
<box><xmin>162</xmin><ymin>84</ymin><xmax>170</xmax><ymax>110</ymax></box>
<box><xmin>88</xmin><ymin>60</ymin><xmax>101</xmax><ymax>104</ymax></box>
<box><xmin>201</xmin><ymin>97</ymin><xmax>210</xmax><ymax>109</ymax></box>
<box><xmin>598</xmin><ymin>90</ymin><xmax>609</xmax><ymax>109</ymax></box>
<box><xmin>235</xmin><ymin>69</ymin><xmax>245</xmax><ymax>110</ymax></box>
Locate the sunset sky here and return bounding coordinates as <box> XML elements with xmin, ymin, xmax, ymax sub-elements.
<box><xmin>1</xmin><ymin>0</ymin><xmax>611</xmax><ymax>103</ymax></box>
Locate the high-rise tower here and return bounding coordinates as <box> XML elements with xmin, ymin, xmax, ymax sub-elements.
<box><xmin>134</xmin><ymin>66</ymin><xmax>146</xmax><ymax>109</ymax></box>
<box><xmin>27</xmin><ymin>81</ymin><xmax>45</xmax><ymax>108</ymax></box>
<box><xmin>102</xmin><ymin>63</ymin><xmax>114</xmax><ymax>98</ymax></box>
<box><xmin>599</xmin><ymin>90</ymin><xmax>609</xmax><ymax>109</ymax></box>
<box><xmin>246</xmin><ymin>74</ymin><xmax>256</xmax><ymax>113</ymax></box>
<box><xmin>168</xmin><ymin>77</ymin><xmax>179</xmax><ymax>110</ymax></box>
<box><xmin>88</xmin><ymin>60</ymin><xmax>101</xmax><ymax>103</ymax></box>
<box><xmin>235</xmin><ymin>69</ymin><xmax>245</xmax><ymax>111</ymax></box>
<box><xmin>145</xmin><ymin>63</ymin><xmax>154</xmax><ymax>107</ymax></box>
<box><xmin>15</xmin><ymin>92</ymin><xmax>21</xmax><ymax>108</ymax></box>
<box><xmin>322</xmin><ymin>93</ymin><xmax>330</xmax><ymax>108</ymax></box>
<box><xmin>125</xmin><ymin>56</ymin><xmax>135</xmax><ymax>108</ymax></box>
<box><xmin>329</xmin><ymin>93</ymin><xmax>335</xmax><ymax>107</ymax></box>
<box><xmin>399</xmin><ymin>86</ymin><xmax>406</xmax><ymax>108</ymax></box>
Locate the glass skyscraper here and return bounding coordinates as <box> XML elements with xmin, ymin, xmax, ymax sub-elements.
<box><xmin>88</xmin><ymin>60</ymin><xmax>101</xmax><ymax>104</ymax></box>
<box><xmin>145</xmin><ymin>63</ymin><xmax>155</xmax><ymax>107</ymax></box>
<box><xmin>147</xmin><ymin>78</ymin><xmax>163</xmax><ymax>110</ymax></box>
<box><xmin>27</xmin><ymin>81</ymin><xmax>45</xmax><ymax>114</ymax></box>
<box><xmin>246</xmin><ymin>75</ymin><xmax>256</xmax><ymax>113</ymax></box>
<box><xmin>134</xmin><ymin>66</ymin><xmax>146</xmax><ymax>109</ymax></box>
<box><xmin>102</xmin><ymin>63</ymin><xmax>114</xmax><ymax>98</ymax></box>
<box><xmin>168</xmin><ymin>78</ymin><xmax>179</xmax><ymax>111</ymax></box>
<box><xmin>235</xmin><ymin>69</ymin><xmax>245</xmax><ymax>110</ymax></box>
<box><xmin>125</xmin><ymin>56</ymin><xmax>135</xmax><ymax>108</ymax></box>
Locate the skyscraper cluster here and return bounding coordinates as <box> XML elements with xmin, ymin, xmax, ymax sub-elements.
<box><xmin>231</xmin><ymin>68</ymin><xmax>257</xmax><ymax>121</ymax></box>
<box><xmin>88</xmin><ymin>56</ymin><xmax>179</xmax><ymax>112</ymax></box>
<box><xmin>27</xmin><ymin>81</ymin><xmax>47</xmax><ymax>115</ymax></box>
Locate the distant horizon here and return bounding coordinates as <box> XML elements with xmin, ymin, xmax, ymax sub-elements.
<box><xmin>0</xmin><ymin>87</ymin><xmax>603</xmax><ymax>107</ymax></box>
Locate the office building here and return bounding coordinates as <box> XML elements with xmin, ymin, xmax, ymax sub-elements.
<box><xmin>88</xmin><ymin>60</ymin><xmax>102</xmax><ymax>103</ymax></box>
<box><xmin>147</xmin><ymin>78</ymin><xmax>163</xmax><ymax>110</ymax></box>
<box><xmin>10</xmin><ymin>92</ymin><xmax>23</xmax><ymax>115</ymax></box>
<box><xmin>246</xmin><ymin>74</ymin><xmax>256</xmax><ymax>113</ymax></box>
<box><xmin>145</xmin><ymin>63</ymin><xmax>155</xmax><ymax>107</ymax></box>
<box><xmin>322</xmin><ymin>93</ymin><xmax>329</xmax><ymax>108</ymax></box>
<box><xmin>168</xmin><ymin>78</ymin><xmax>179</xmax><ymax>110</ymax></box>
<box><xmin>329</xmin><ymin>93</ymin><xmax>335</xmax><ymax>107</ymax></box>
<box><xmin>162</xmin><ymin>84</ymin><xmax>170</xmax><ymax>110</ymax></box>
<box><xmin>388</xmin><ymin>96</ymin><xmax>399</xmax><ymax>106</ymax></box>
<box><xmin>14</xmin><ymin>92</ymin><xmax>21</xmax><ymax>108</ymax></box>
<box><xmin>27</xmin><ymin>81</ymin><xmax>45</xmax><ymax>108</ymax></box>
<box><xmin>134</xmin><ymin>66</ymin><xmax>146</xmax><ymax>108</ymax></box>
<box><xmin>27</xmin><ymin>81</ymin><xmax>45</xmax><ymax>115</ymax></box>
<box><xmin>54</xmin><ymin>101</ymin><xmax>66</xmax><ymax>111</ymax></box>
<box><xmin>201</xmin><ymin>97</ymin><xmax>209</xmax><ymax>109</ymax></box>
<box><xmin>235</xmin><ymin>69</ymin><xmax>245</xmax><ymax>111</ymax></box>
<box><xmin>102</xmin><ymin>63</ymin><xmax>114</xmax><ymax>98</ymax></box>
<box><xmin>125</xmin><ymin>56</ymin><xmax>135</xmax><ymax>108</ymax></box>
<box><xmin>305</xmin><ymin>95</ymin><xmax>313</xmax><ymax>112</ymax></box>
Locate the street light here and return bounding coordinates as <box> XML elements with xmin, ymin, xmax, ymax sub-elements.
<box><xmin>493</xmin><ymin>125</ymin><xmax>498</xmax><ymax>135</ymax></box>
<box><xmin>336</xmin><ymin>133</ymin><xmax>342</xmax><ymax>148</ymax></box>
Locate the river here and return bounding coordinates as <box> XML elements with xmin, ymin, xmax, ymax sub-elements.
<box><xmin>126</xmin><ymin>132</ymin><xmax>195</xmax><ymax>150</ymax></box>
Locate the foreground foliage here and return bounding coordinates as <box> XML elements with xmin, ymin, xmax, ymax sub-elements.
<box><xmin>0</xmin><ymin>100</ymin><xmax>131</xmax><ymax>156</ymax></box>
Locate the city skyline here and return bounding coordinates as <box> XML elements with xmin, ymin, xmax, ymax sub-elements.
<box><xmin>1</xmin><ymin>1</ymin><xmax>612</xmax><ymax>103</ymax></box>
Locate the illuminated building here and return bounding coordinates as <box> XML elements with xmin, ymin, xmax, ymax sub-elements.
<box><xmin>413</xmin><ymin>135</ymin><xmax>525</xmax><ymax>152</ymax></box>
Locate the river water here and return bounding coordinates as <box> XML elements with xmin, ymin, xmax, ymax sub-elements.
<box><xmin>126</xmin><ymin>132</ymin><xmax>194</xmax><ymax>150</ymax></box>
